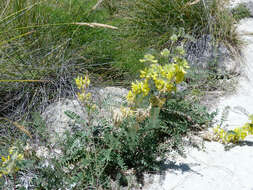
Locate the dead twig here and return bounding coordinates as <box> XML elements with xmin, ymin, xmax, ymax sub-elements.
<box><xmin>73</xmin><ymin>22</ymin><xmax>118</xmax><ymax>30</ymax></box>
<box><xmin>0</xmin><ymin>117</ymin><xmax>32</xmax><ymax>138</ymax></box>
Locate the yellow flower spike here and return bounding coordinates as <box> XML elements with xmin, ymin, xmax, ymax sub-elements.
<box><xmin>140</xmin><ymin>69</ymin><xmax>148</xmax><ymax>78</ymax></box>
<box><xmin>77</xmin><ymin>92</ymin><xmax>85</xmax><ymax>102</ymax></box>
<box><xmin>75</xmin><ymin>77</ymin><xmax>82</xmax><ymax>90</ymax></box>
<box><xmin>127</xmin><ymin>49</ymin><xmax>190</xmax><ymax>107</ymax></box>
<box><xmin>126</xmin><ymin>91</ymin><xmax>135</xmax><ymax>104</ymax></box>
<box><xmin>142</xmin><ymin>83</ymin><xmax>150</xmax><ymax>96</ymax></box>
<box><xmin>85</xmin><ymin>92</ymin><xmax>92</xmax><ymax>101</ymax></box>
<box><xmin>75</xmin><ymin>74</ymin><xmax>91</xmax><ymax>91</ymax></box>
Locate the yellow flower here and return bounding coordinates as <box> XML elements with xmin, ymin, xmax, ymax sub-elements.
<box><xmin>126</xmin><ymin>49</ymin><xmax>189</xmax><ymax>107</ymax></box>
<box><xmin>142</xmin><ymin>80</ymin><xmax>150</xmax><ymax>96</ymax></box>
<box><xmin>154</xmin><ymin>79</ymin><xmax>165</xmax><ymax>91</ymax></box>
<box><xmin>140</xmin><ymin>68</ymin><xmax>148</xmax><ymax>78</ymax></box>
<box><xmin>85</xmin><ymin>92</ymin><xmax>91</xmax><ymax>101</ymax></box>
<box><xmin>1</xmin><ymin>156</ymin><xmax>7</xmax><ymax>163</ymax></box>
<box><xmin>17</xmin><ymin>154</ymin><xmax>24</xmax><ymax>160</ymax></box>
<box><xmin>126</xmin><ymin>91</ymin><xmax>135</xmax><ymax>103</ymax></box>
<box><xmin>77</xmin><ymin>92</ymin><xmax>85</xmax><ymax>102</ymax></box>
<box><xmin>75</xmin><ymin>76</ymin><xmax>82</xmax><ymax>90</ymax></box>
<box><xmin>75</xmin><ymin>74</ymin><xmax>90</xmax><ymax>90</ymax></box>
<box><xmin>175</xmin><ymin>72</ymin><xmax>184</xmax><ymax>84</ymax></box>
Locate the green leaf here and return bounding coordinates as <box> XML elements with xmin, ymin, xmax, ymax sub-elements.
<box><xmin>64</xmin><ymin>110</ymin><xmax>86</xmax><ymax>125</ymax></box>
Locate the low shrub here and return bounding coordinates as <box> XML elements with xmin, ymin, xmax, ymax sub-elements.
<box><xmin>0</xmin><ymin>47</ymin><xmax>215</xmax><ymax>189</ymax></box>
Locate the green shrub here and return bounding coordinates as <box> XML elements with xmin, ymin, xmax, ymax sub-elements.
<box><xmin>27</xmin><ymin>99</ymin><xmax>214</xmax><ymax>189</ymax></box>
<box><xmin>26</xmin><ymin>49</ymin><xmax>214</xmax><ymax>189</ymax></box>
<box><xmin>232</xmin><ymin>3</ymin><xmax>251</xmax><ymax>21</ymax></box>
<box><xmin>0</xmin><ymin>48</ymin><xmax>215</xmax><ymax>189</ymax></box>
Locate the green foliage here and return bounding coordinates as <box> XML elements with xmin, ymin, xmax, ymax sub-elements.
<box><xmin>28</xmin><ymin>50</ymin><xmax>213</xmax><ymax>189</ymax></box>
<box><xmin>0</xmin><ymin>0</ymin><xmax>242</xmax><ymax>120</ymax></box>
<box><xmin>232</xmin><ymin>4</ymin><xmax>251</xmax><ymax>21</ymax></box>
<box><xmin>0</xmin><ymin>0</ymin><xmax>124</xmax><ymax>117</ymax></box>
<box><xmin>208</xmin><ymin>0</ymin><xmax>239</xmax><ymax>47</ymax></box>
<box><xmin>161</xmin><ymin>98</ymin><xmax>216</xmax><ymax>133</ymax></box>
<box><xmin>133</xmin><ymin>0</ymin><xmax>208</xmax><ymax>38</ymax></box>
<box><xmin>32</xmin><ymin>99</ymin><xmax>214</xmax><ymax>189</ymax></box>
<box><xmin>131</xmin><ymin>0</ymin><xmax>238</xmax><ymax>47</ymax></box>
<box><xmin>102</xmin><ymin>0</ymin><xmax>119</xmax><ymax>15</ymax></box>
<box><xmin>0</xmin><ymin>47</ymin><xmax>214</xmax><ymax>189</ymax></box>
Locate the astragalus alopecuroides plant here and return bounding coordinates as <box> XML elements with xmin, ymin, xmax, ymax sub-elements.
<box><xmin>213</xmin><ymin>115</ymin><xmax>253</xmax><ymax>144</ymax></box>
<box><xmin>119</xmin><ymin>42</ymin><xmax>189</xmax><ymax>127</ymax></box>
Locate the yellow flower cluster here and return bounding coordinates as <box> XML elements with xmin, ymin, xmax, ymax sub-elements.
<box><xmin>75</xmin><ymin>75</ymin><xmax>90</xmax><ymax>89</ymax></box>
<box><xmin>213</xmin><ymin>115</ymin><xmax>253</xmax><ymax>144</ymax></box>
<box><xmin>0</xmin><ymin>146</ymin><xmax>24</xmax><ymax>177</ymax></box>
<box><xmin>126</xmin><ymin>50</ymin><xmax>189</xmax><ymax>106</ymax></box>
<box><xmin>75</xmin><ymin>75</ymin><xmax>97</xmax><ymax>124</ymax></box>
<box><xmin>75</xmin><ymin>75</ymin><xmax>92</xmax><ymax>103</ymax></box>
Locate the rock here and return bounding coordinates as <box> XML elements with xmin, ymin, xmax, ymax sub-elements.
<box><xmin>185</xmin><ymin>35</ymin><xmax>240</xmax><ymax>75</ymax></box>
<box><xmin>41</xmin><ymin>86</ymin><xmax>128</xmax><ymax>147</ymax></box>
<box><xmin>41</xmin><ymin>98</ymin><xmax>88</xmax><ymax>147</ymax></box>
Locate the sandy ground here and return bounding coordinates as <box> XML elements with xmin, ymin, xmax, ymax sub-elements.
<box><xmin>142</xmin><ymin>13</ymin><xmax>253</xmax><ymax>190</ymax></box>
